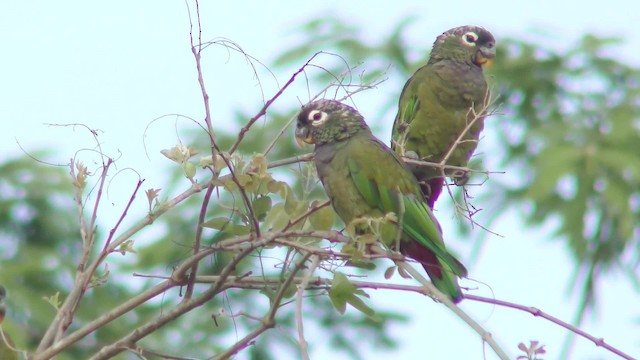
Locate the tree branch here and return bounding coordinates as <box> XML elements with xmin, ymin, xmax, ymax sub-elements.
<box><xmin>213</xmin><ymin>252</ymin><xmax>312</xmax><ymax>359</ymax></box>
<box><xmin>295</xmin><ymin>255</ymin><xmax>319</xmax><ymax>360</ymax></box>
<box><xmin>465</xmin><ymin>295</ymin><xmax>636</xmax><ymax>360</ymax></box>
<box><xmin>370</xmin><ymin>245</ymin><xmax>510</xmax><ymax>360</ymax></box>
<box><xmin>228</xmin><ymin>52</ymin><xmax>327</xmax><ymax>155</ymax></box>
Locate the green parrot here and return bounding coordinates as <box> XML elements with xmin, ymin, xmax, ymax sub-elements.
<box><xmin>296</xmin><ymin>99</ymin><xmax>467</xmax><ymax>303</ymax></box>
<box><xmin>392</xmin><ymin>25</ymin><xmax>496</xmax><ymax>207</ymax></box>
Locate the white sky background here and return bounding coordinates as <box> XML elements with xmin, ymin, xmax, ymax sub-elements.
<box><xmin>1</xmin><ymin>1</ymin><xmax>638</xmax><ymax>359</ymax></box>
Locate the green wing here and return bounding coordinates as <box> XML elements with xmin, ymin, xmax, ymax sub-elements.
<box><xmin>391</xmin><ymin>76</ymin><xmax>420</xmax><ymax>150</ymax></box>
<box><xmin>345</xmin><ymin>134</ymin><xmax>467</xmax><ymax>277</ymax></box>
<box><xmin>400</xmin><ymin>199</ymin><xmax>467</xmax><ymax>277</ymax></box>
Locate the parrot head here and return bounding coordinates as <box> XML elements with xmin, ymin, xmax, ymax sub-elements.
<box><xmin>429</xmin><ymin>25</ymin><xmax>496</xmax><ymax>67</ymax></box>
<box><xmin>295</xmin><ymin>99</ymin><xmax>368</xmax><ymax>146</ymax></box>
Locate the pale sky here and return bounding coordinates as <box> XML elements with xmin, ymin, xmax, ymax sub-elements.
<box><xmin>1</xmin><ymin>1</ymin><xmax>638</xmax><ymax>359</ymax></box>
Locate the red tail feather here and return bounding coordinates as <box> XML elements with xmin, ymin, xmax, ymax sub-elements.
<box><xmin>402</xmin><ymin>240</ymin><xmax>443</xmax><ymax>280</ymax></box>
<box><xmin>400</xmin><ymin>238</ymin><xmax>462</xmax><ymax>303</ymax></box>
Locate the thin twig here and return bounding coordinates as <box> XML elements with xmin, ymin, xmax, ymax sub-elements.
<box><xmin>262</xmin><ymin>65</ymin><xmax>387</xmax><ymax>157</ymax></box>
<box><xmin>283</xmin><ymin>200</ymin><xmax>330</xmax><ymax>231</ymax></box>
<box><xmin>86</xmin><ymin>159</ymin><xmax>112</xmax><ymax>251</ymax></box>
<box><xmin>263</xmin><ymin>113</ymin><xmax>298</xmax><ymax>156</ymax></box>
<box><xmin>128</xmin><ymin>346</ymin><xmax>199</xmax><ymax>360</ymax></box>
<box><xmin>465</xmin><ymin>295</ymin><xmax>635</xmax><ymax>360</ymax></box>
<box><xmin>171</xmin><ymin>275</ymin><xmax>429</xmax><ymax>293</ymax></box>
<box><xmin>185</xmin><ymin>182</ymin><xmax>216</xmax><ymax>299</ymax></box>
<box><xmin>38</xmin><ymin>159</ymin><xmax>114</xmax><ymax>349</ymax></box>
<box><xmin>87</xmin><ymin>244</ymin><xmax>258</xmax><ymax>360</ymax></box>
<box><xmin>401</xmin><ymin>157</ymin><xmax>504</xmax><ymax>177</ymax></box>
<box><xmin>296</xmin><ymin>255</ymin><xmax>320</xmax><ymax>360</ymax></box>
<box><xmin>214</xmin><ymin>149</ymin><xmax>261</xmax><ymax>237</ymax></box>
<box><xmin>229</xmin><ymin>52</ymin><xmax>326</xmax><ymax>155</ymax></box>
<box><xmin>438</xmin><ymin>89</ymin><xmax>499</xmax><ymax>217</ymax></box>
<box><xmin>370</xmin><ymin>245</ymin><xmax>510</xmax><ymax>360</ymax></box>
<box><xmin>103</xmin><ymin>179</ymin><xmax>144</xmax><ymax>252</ymax></box>
<box><xmin>186</xmin><ymin>0</ymin><xmax>223</xmax><ymax>302</ymax></box>
<box><xmin>267</xmin><ymin>153</ymin><xmax>313</xmax><ymax>168</ymax></box>
<box><xmin>188</xmin><ymin>0</ymin><xmax>216</xmax><ymax>154</ymax></box>
<box><xmin>213</xmin><ymin>252</ymin><xmax>312</xmax><ymax>359</ymax></box>
<box><xmin>34</xmin><ymin>178</ymin><xmax>207</xmax><ymax>357</ymax></box>
<box><xmin>33</xmin><ymin>281</ymin><xmax>176</xmax><ymax>360</ymax></box>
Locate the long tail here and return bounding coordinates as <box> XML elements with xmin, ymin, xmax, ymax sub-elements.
<box><xmin>401</xmin><ymin>240</ymin><xmax>463</xmax><ymax>303</ymax></box>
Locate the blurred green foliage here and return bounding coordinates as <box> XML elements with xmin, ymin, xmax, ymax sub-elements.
<box><xmin>490</xmin><ymin>34</ymin><xmax>640</xmax><ymax>312</ymax></box>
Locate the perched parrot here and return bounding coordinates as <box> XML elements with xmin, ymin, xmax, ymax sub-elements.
<box><xmin>296</xmin><ymin>99</ymin><xmax>467</xmax><ymax>303</ymax></box>
<box><xmin>392</xmin><ymin>25</ymin><xmax>496</xmax><ymax>207</ymax></box>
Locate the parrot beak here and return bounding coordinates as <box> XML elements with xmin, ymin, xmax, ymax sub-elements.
<box><xmin>295</xmin><ymin>126</ymin><xmax>314</xmax><ymax>147</ymax></box>
<box><xmin>474</xmin><ymin>46</ymin><xmax>496</xmax><ymax>67</ymax></box>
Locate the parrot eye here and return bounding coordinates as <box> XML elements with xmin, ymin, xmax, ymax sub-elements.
<box><xmin>308</xmin><ymin>110</ymin><xmax>329</xmax><ymax>127</ymax></box>
<box><xmin>462</xmin><ymin>31</ymin><xmax>478</xmax><ymax>46</ymax></box>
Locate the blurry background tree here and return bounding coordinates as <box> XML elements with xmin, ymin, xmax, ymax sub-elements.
<box><xmin>0</xmin><ymin>7</ymin><xmax>638</xmax><ymax>360</ymax></box>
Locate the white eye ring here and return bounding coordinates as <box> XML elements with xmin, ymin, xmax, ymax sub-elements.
<box><xmin>308</xmin><ymin>110</ymin><xmax>329</xmax><ymax>127</ymax></box>
<box><xmin>462</xmin><ymin>31</ymin><xmax>478</xmax><ymax>46</ymax></box>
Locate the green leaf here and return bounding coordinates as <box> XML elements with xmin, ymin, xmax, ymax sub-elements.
<box><xmin>525</xmin><ymin>144</ymin><xmax>581</xmax><ymax>199</ymax></box>
<box><xmin>229</xmin><ymin>224</ymin><xmax>250</xmax><ymax>235</ymax></box>
<box><xmin>309</xmin><ymin>201</ymin><xmax>335</xmax><ymax>230</ymax></box>
<box><xmin>281</xmin><ymin>281</ymin><xmax>298</xmax><ymax>300</ymax></box>
<box><xmin>42</xmin><ymin>292</ymin><xmax>61</xmax><ymax>310</ymax></box>
<box><xmin>267</xmin><ymin>179</ymin><xmax>285</xmax><ymax>194</ymax></box>
<box><xmin>252</xmin><ymin>196</ymin><xmax>272</xmax><ymax>221</ymax></box>
<box><xmin>328</xmin><ymin>272</ymin><xmax>375</xmax><ymax>317</ymax></box>
<box><xmin>262</xmin><ymin>203</ymin><xmax>289</xmax><ymax>232</ymax></box>
<box><xmin>201</xmin><ymin>217</ymin><xmax>250</xmax><ymax>236</ymax></box>
<box><xmin>236</xmin><ymin>174</ymin><xmax>251</xmax><ymax>187</ymax></box>
<box><xmin>344</xmin><ymin>260</ymin><xmax>376</xmax><ymax>270</ymax></box>
<box><xmin>328</xmin><ymin>272</ymin><xmax>351</xmax><ymax>314</ymax></box>
<box><xmin>201</xmin><ymin>217</ymin><xmax>233</xmax><ymax>230</ymax></box>
<box><xmin>347</xmin><ymin>291</ymin><xmax>375</xmax><ymax>317</ymax></box>
<box><xmin>117</xmin><ymin>240</ymin><xmax>136</xmax><ymax>255</ymax></box>
<box><xmin>249</xmin><ymin>153</ymin><xmax>268</xmax><ymax>175</ymax></box>
<box><xmin>183</xmin><ymin>162</ymin><xmax>196</xmax><ymax>180</ymax></box>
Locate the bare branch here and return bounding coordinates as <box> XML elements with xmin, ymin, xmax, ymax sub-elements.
<box><xmin>213</xmin><ymin>252</ymin><xmax>312</xmax><ymax>359</ymax></box>
<box><xmin>214</xmin><ymin>149</ymin><xmax>261</xmax><ymax>237</ymax></box>
<box><xmin>103</xmin><ymin>179</ymin><xmax>145</xmax><ymax>253</ymax></box>
<box><xmin>87</xmin><ymin>243</ymin><xmax>257</xmax><ymax>360</ymax></box>
<box><xmin>229</xmin><ymin>52</ymin><xmax>326</xmax><ymax>155</ymax></box>
<box><xmin>438</xmin><ymin>88</ymin><xmax>500</xmax><ymax>218</ymax></box>
<box><xmin>465</xmin><ymin>295</ymin><xmax>636</xmax><ymax>360</ymax></box>
<box><xmin>370</xmin><ymin>246</ymin><xmax>510</xmax><ymax>360</ymax></box>
<box><xmin>296</xmin><ymin>255</ymin><xmax>320</xmax><ymax>360</ymax></box>
<box><xmin>37</xmin><ymin>158</ymin><xmax>115</xmax><ymax>349</ymax></box>
<box><xmin>185</xmin><ymin>181</ymin><xmax>216</xmax><ymax>299</ymax></box>
<box><xmin>33</xmin><ymin>281</ymin><xmax>176</xmax><ymax>360</ymax></box>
